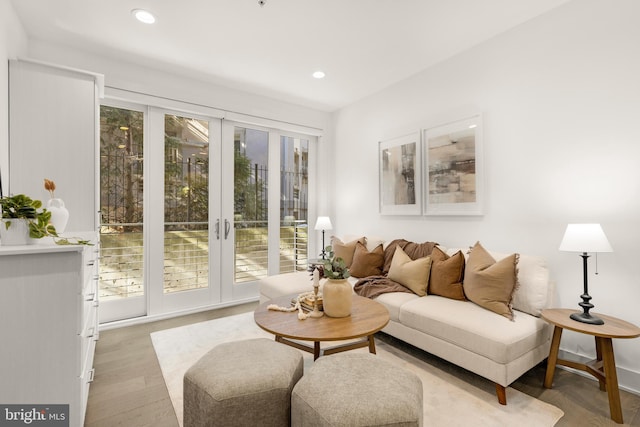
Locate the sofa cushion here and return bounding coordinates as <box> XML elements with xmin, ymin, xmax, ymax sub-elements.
<box><xmin>349</xmin><ymin>242</ymin><xmax>384</xmax><ymax>277</ymax></box>
<box><xmin>429</xmin><ymin>247</ymin><xmax>466</xmax><ymax>300</ymax></box>
<box><xmin>374</xmin><ymin>292</ymin><xmax>420</xmax><ymax>322</ymax></box>
<box><xmin>463</xmin><ymin>242</ymin><xmax>518</xmax><ymax>320</ymax></box>
<box><xmin>259</xmin><ymin>271</ymin><xmax>314</xmax><ymax>300</ymax></box>
<box><xmin>398</xmin><ymin>296</ymin><xmax>551</xmax><ymax>364</ymax></box>
<box><xmin>331</xmin><ymin>236</ymin><xmax>365</xmax><ymax>267</ymax></box>
<box><xmin>259</xmin><ymin>271</ymin><xmax>360</xmax><ymax>302</ymax></box>
<box><xmin>387</xmin><ymin>246</ymin><xmax>432</xmax><ymax>296</ymax></box>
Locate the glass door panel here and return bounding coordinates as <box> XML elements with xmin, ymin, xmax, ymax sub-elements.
<box><xmin>99</xmin><ymin>104</ymin><xmax>146</xmax><ymax>322</ymax></box>
<box><xmin>280</xmin><ymin>136</ymin><xmax>309</xmax><ymax>273</ymax></box>
<box><xmin>163</xmin><ymin>114</ymin><xmax>210</xmax><ymax>294</ymax></box>
<box><xmin>233</xmin><ymin>127</ymin><xmax>269</xmax><ymax>283</ymax></box>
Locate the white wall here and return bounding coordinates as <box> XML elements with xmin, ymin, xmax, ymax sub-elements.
<box><xmin>26</xmin><ymin>40</ymin><xmax>329</xmax><ymax>131</ymax></box>
<box><xmin>332</xmin><ymin>0</ymin><xmax>640</xmax><ymax>393</ymax></box>
<box><xmin>0</xmin><ymin>1</ymin><xmax>28</xmax><ymax>195</ymax></box>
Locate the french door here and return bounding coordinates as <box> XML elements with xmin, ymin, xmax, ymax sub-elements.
<box><xmin>99</xmin><ymin>102</ymin><xmax>316</xmax><ymax>323</ymax></box>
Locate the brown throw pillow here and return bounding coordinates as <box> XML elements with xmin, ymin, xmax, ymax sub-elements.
<box><xmin>387</xmin><ymin>246</ymin><xmax>432</xmax><ymax>296</ymax></box>
<box><xmin>383</xmin><ymin>239</ymin><xmax>438</xmax><ymax>274</ymax></box>
<box><xmin>463</xmin><ymin>242</ymin><xmax>519</xmax><ymax>320</ymax></box>
<box><xmin>428</xmin><ymin>247</ymin><xmax>466</xmax><ymax>300</ymax></box>
<box><xmin>331</xmin><ymin>236</ymin><xmax>365</xmax><ymax>267</ymax></box>
<box><xmin>349</xmin><ymin>242</ymin><xmax>384</xmax><ymax>278</ymax></box>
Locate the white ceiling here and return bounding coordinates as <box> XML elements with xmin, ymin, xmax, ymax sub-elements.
<box><xmin>10</xmin><ymin>0</ymin><xmax>570</xmax><ymax>112</ymax></box>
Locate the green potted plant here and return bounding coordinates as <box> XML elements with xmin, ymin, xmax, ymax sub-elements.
<box><xmin>319</xmin><ymin>246</ymin><xmax>351</xmax><ymax>279</ymax></box>
<box><xmin>0</xmin><ymin>194</ymin><xmax>57</xmax><ymax>245</ymax></box>
<box><xmin>318</xmin><ymin>246</ymin><xmax>352</xmax><ymax>317</ymax></box>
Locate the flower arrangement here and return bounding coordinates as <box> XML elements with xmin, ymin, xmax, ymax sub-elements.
<box><xmin>318</xmin><ymin>245</ymin><xmax>351</xmax><ymax>280</ymax></box>
<box><xmin>44</xmin><ymin>178</ymin><xmax>56</xmax><ymax>198</ymax></box>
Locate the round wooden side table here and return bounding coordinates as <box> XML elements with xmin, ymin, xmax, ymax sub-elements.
<box><xmin>541</xmin><ymin>308</ymin><xmax>640</xmax><ymax>424</ymax></box>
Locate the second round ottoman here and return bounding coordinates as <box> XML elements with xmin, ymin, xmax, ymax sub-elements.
<box><xmin>291</xmin><ymin>352</ymin><xmax>423</xmax><ymax>427</ymax></box>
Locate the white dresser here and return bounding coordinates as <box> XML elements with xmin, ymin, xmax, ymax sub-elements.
<box><xmin>0</xmin><ymin>235</ymin><xmax>99</xmax><ymax>427</ymax></box>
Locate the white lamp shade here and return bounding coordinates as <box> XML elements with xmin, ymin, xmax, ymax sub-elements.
<box><xmin>559</xmin><ymin>224</ymin><xmax>613</xmax><ymax>253</ymax></box>
<box><xmin>314</xmin><ymin>216</ymin><xmax>332</xmax><ymax>231</ymax></box>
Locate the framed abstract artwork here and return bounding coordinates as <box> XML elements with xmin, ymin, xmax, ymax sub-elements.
<box><xmin>379</xmin><ymin>132</ymin><xmax>422</xmax><ymax>215</ymax></box>
<box><xmin>423</xmin><ymin>114</ymin><xmax>483</xmax><ymax>215</ymax></box>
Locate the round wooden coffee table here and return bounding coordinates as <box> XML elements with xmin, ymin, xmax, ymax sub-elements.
<box><xmin>254</xmin><ymin>294</ymin><xmax>390</xmax><ymax>360</ymax></box>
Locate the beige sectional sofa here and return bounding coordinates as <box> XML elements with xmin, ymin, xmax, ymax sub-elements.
<box><xmin>258</xmin><ymin>239</ymin><xmax>554</xmax><ymax>405</ymax></box>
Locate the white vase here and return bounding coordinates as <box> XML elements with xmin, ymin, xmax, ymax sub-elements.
<box><xmin>322</xmin><ymin>278</ymin><xmax>352</xmax><ymax>318</ymax></box>
<box><xmin>47</xmin><ymin>198</ymin><xmax>69</xmax><ymax>234</ymax></box>
<box><xmin>0</xmin><ymin>218</ymin><xmax>34</xmax><ymax>246</ymax></box>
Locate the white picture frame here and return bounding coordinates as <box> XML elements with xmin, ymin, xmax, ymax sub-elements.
<box><xmin>423</xmin><ymin>114</ymin><xmax>483</xmax><ymax>216</ymax></box>
<box><xmin>379</xmin><ymin>132</ymin><xmax>422</xmax><ymax>215</ymax></box>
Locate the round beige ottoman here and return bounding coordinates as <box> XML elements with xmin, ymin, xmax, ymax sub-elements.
<box><xmin>184</xmin><ymin>338</ymin><xmax>304</xmax><ymax>427</ymax></box>
<box><xmin>292</xmin><ymin>353</ymin><xmax>423</xmax><ymax>427</ymax></box>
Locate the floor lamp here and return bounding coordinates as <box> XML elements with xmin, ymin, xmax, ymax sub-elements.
<box><xmin>314</xmin><ymin>216</ymin><xmax>333</xmax><ymax>260</ymax></box>
<box><xmin>559</xmin><ymin>223</ymin><xmax>613</xmax><ymax>325</ymax></box>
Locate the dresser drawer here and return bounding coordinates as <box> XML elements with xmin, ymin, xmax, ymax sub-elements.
<box><xmin>81</xmin><ymin>293</ymin><xmax>98</xmax><ymax>337</ymax></box>
<box><xmin>79</xmin><ymin>306</ymin><xmax>97</xmax><ymax>376</ymax></box>
<box><xmin>79</xmin><ymin>339</ymin><xmax>96</xmax><ymax>427</ymax></box>
<box><xmin>81</xmin><ymin>247</ymin><xmax>99</xmax><ymax>296</ymax></box>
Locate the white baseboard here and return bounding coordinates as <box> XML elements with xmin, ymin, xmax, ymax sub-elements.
<box><xmin>557</xmin><ymin>349</ymin><xmax>640</xmax><ymax>397</ymax></box>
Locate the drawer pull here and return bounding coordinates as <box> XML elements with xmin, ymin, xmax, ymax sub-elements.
<box><xmin>87</xmin><ymin>260</ymin><xmax>95</xmax><ymax>267</ymax></box>
<box><xmin>84</xmin><ymin>293</ymin><xmax>95</xmax><ymax>301</ymax></box>
<box><xmin>84</xmin><ymin>327</ymin><xmax>95</xmax><ymax>338</ymax></box>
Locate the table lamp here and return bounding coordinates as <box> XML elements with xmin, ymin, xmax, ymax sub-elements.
<box><xmin>314</xmin><ymin>216</ymin><xmax>333</xmax><ymax>259</ymax></box>
<box><xmin>559</xmin><ymin>223</ymin><xmax>613</xmax><ymax>325</ymax></box>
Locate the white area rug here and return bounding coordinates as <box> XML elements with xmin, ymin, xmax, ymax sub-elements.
<box><xmin>151</xmin><ymin>312</ymin><xmax>564</xmax><ymax>427</ymax></box>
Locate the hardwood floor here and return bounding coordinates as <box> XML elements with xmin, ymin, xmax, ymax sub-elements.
<box><xmin>85</xmin><ymin>303</ymin><xmax>640</xmax><ymax>426</ymax></box>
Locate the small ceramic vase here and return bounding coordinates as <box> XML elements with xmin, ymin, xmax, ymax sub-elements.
<box><xmin>47</xmin><ymin>198</ymin><xmax>70</xmax><ymax>234</ymax></box>
<box><xmin>322</xmin><ymin>278</ymin><xmax>352</xmax><ymax>317</ymax></box>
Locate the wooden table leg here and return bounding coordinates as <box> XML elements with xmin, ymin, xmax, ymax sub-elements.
<box><xmin>314</xmin><ymin>341</ymin><xmax>321</xmax><ymax>360</ymax></box>
<box><xmin>595</xmin><ymin>336</ymin><xmax>606</xmax><ymax>391</ymax></box>
<box><xmin>599</xmin><ymin>337</ymin><xmax>624</xmax><ymax>424</ymax></box>
<box><xmin>544</xmin><ymin>326</ymin><xmax>563</xmax><ymax>388</ymax></box>
<box><xmin>368</xmin><ymin>335</ymin><xmax>376</xmax><ymax>354</ymax></box>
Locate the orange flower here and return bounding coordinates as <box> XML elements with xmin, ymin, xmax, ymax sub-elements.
<box><xmin>44</xmin><ymin>178</ymin><xmax>56</xmax><ymax>198</ymax></box>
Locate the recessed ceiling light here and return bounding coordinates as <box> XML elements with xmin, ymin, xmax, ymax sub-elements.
<box><xmin>312</xmin><ymin>71</ymin><xmax>326</xmax><ymax>79</ymax></box>
<box><xmin>132</xmin><ymin>9</ymin><xmax>156</xmax><ymax>24</ymax></box>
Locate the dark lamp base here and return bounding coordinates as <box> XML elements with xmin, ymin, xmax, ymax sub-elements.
<box><xmin>570</xmin><ymin>311</ymin><xmax>604</xmax><ymax>325</ymax></box>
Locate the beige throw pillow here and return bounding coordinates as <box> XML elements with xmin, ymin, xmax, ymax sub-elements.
<box><xmin>463</xmin><ymin>242</ymin><xmax>519</xmax><ymax>320</ymax></box>
<box><xmin>428</xmin><ymin>246</ymin><xmax>466</xmax><ymax>300</ymax></box>
<box><xmin>331</xmin><ymin>236</ymin><xmax>365</xmax><ymax>267</ymax></box>
<box><xmin>387</xmin><ymin>246</ymin><xmax>432</xmax><ymax>296</ymax></box>
<box><xmin>349</xmin><ymin>242</ymin><xmax>384</xmax><ymax>278</ymax></box>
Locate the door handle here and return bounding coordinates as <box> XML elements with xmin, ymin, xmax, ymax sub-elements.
<box><xmin>215</xmin><ymin>219</ymin><xmax>220</xmax><ymax>240</ymax></box>
<box><xmin>224</xmin><ymin>219</ymin><xmax>231</xmax><ymax>239</ymax></box>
